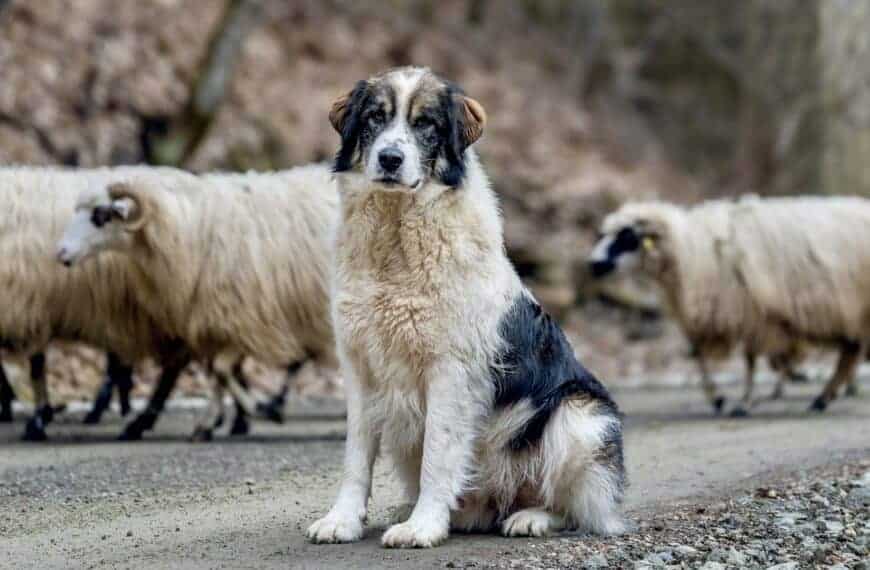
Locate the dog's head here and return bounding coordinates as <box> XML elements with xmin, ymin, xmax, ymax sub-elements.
<box><xmin>588</xmin><ymin>204</ymin><xmax>672</xmax><ymax>279</ymax></box>
<box><xmin>329</xmin><ymin>66</ymin><xmax>487</xmax><ymax>191</ymax></box>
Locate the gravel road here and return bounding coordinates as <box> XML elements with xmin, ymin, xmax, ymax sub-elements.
<box><xmin>1</xmin><ymin>382</ymin><xmax>867</xmax><ymax>569</ymax></box>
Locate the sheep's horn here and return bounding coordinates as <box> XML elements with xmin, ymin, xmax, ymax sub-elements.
<box><xmin>107</xmin><ymin>181</ymin><xmax>150</xmax><ymax>231</ymax></box>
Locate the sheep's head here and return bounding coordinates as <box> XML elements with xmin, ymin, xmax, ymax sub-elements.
<box><xmin>56</xmin><ymin>181</ymin><xmax>148</xmax><ymax>267</ymax></box>
<box><xmin>588</xmin><ymin>202</ymin><xmax>676</xmax><ymax>279</ymax></box>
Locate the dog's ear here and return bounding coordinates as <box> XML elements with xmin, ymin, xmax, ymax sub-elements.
<box><xmin>458</xmin><ymin>96</ymin><xmax>486</xmax><ymax>148</ymax></box>
<box><xmin>331</xmin><ymin>80</ymin><xmax>370</xmax><ymax>172</ymax></box>
<box><xmin>439</xmin><ymin>85</ymin><xmax>487</xmax><ymax>188</ymax></box>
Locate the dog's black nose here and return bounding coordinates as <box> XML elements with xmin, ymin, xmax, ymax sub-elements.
<box><xmin>589</xmin><ymin>259</ymin><xmax>615</xmax><ymax>278</ymax></box>
<box><xmin>378</xmin><ymin>148</ymin><xmax>404</xmax><ymax>173</ymax></box>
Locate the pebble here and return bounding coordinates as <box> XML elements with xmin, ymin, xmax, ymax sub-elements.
<box><xmin>582</xmin><ymin>554</ymin><xmax>608</xmax><ymax>569</ymax></box>
<box><xmin>674</xmin><ymin>545</ymin><xmax>698</xmax><ymax>558</ymax></box>
<box><xmin>765</xmin><ymin>563</ymin><xmax>799</xmax><ymax>570</ymax></box>
<box><xmin>698</xmin><ymin>563</ymin><xmax>726</xmax><ymax>570</ymax></box>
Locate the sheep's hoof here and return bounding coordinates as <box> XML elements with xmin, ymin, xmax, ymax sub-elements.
<box><xmin>229</xmin><ymin>415</ymin><xmax>250</xmax><ymax>436</ymax></box>
<box><xmin>729</xmin><ymin>406</ymin><xmax>749</xmax><ymax>418</ymax></box>
<box><xmin>844</xmin><ymin>384</ymin><xmax>859</xmax><ymax>398</ymax></box>
<box><xmin>22</xmin><ymin>419</ymin><xmax>47</xmax><ymax>442</ymax></box>
<box><xmin>257</xmin><ymin>400</ymin><xmax>285</xmax><ymax>424</ymax></box>
<box><xmin>190</xmin><ymin>427</ymin><xmax>213</xmax><ymax>442</ymax></box>
<box><xmin>0</xmin><ymin>409</ymin><xmax>12</xmax><ymax>423</ymax></box>
<box><xmin>119</xmin><ymin>399</ymin><xmax>132</xmax><ymax>417</ymax></box>
<box><xmin>213</xmin><ymin>414</ymin><xmax>225</xmax><ymax>429</ymax></box>
<box><xmin>713</xmin><ymin>396</ymin><xmax>726</xmax><ymax>415</ymax></box>
<box><xmin>809</xmin><ymin>397</ymin><xmax>828</xmax><ymax>412</ymax></box>
<box><xmin>118</xmin><ymin>428</ymin><xmax>143</xmax><ymax>441</ymax></box>
<box><xmin>788</xmin><ymin>372</ymin><xmax>810</xmax><ymax>384</ymax></box>
<box><xmin>83</xmin><ymin>409</ymin><xmax>103</xmax><ymax>425</ymax></box>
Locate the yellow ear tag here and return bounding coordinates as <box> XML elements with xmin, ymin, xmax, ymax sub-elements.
<box><xmin>642</xmin><ymin>237</ymin><xmax>655</xmax><ymax>252</ymax></box>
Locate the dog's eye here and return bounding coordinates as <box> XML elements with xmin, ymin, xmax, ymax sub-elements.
<box><xmin>413</xmin><ymin>116</ymin><xmax>436</xmax><ymax>131</ymax></box>
<box><xmin>367</xmin><ymin>110</ymin><xmax>386</xmax><ymax>127</ymax></box>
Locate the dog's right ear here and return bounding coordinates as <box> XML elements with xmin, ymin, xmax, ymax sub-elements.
<box><xmin>331</xmin><ymin>80</ymin><xmax>370</xmax><ymax>172</ymax></box>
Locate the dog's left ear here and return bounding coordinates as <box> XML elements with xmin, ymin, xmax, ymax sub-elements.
<box><xmin>440</xmin><ymin>87</ymin><xmax>487</xmax><ymax>187</ymax></box>
<box><xmin>331</xmin><ymin>80</ymin><xmax>370</xmax><ymax>172</ymax></box>
<box><xmin>458</xmin><ymin>96</ymin><xmax>487</xmax><ymax>148</ymax></box>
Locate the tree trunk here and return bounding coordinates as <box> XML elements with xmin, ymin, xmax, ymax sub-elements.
<box><xmin>819</xmin><ymin>0</ymin><xmax>870</xmax><ymax>196</ymax></box>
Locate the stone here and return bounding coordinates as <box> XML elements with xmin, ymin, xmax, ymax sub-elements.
<box><xmin>583</xmin><ymin>554</ymin><xmax>608</xmax><ymax>569</ymax></box>
<box><xmin>674</xmin><ymin>545</ymin><xmax>698</xmax><ymax>558</ymax></box>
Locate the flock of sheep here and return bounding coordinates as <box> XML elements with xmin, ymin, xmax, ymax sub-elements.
<box><xmin>2</xmin><ymin>164</ymin><xmax>338</xmax><ymax>441</ymax></box>
<box><xmin>0</xmin><ymin>164</ymin><xmax>864</xmax><ymax>442</ymax></box>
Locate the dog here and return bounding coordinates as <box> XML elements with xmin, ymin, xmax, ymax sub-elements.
<box><xmin>307</xmin><ymin>67</ymin><xmax>626</xmax><ymax>548</ymax></box>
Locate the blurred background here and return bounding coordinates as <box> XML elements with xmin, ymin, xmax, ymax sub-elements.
<box><xmin>2</xmin><ymin>0</ymin><xmax>867</xmax><ymax>400</ymax></box>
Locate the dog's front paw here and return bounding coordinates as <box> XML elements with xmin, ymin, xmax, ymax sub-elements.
<box><xmin>307</xmin><ymin>511</ymin><xmax>364</xmax><ymax>544</ymax></box>
<box><xmin>501</xmin><ymin>509</ymin><xmax>562</xmax><ymax>538</ymax></box>
<box><xmin>381</xmin><ymin>518</ymin><xmax>448</xmax><ymax>549</ymax></box>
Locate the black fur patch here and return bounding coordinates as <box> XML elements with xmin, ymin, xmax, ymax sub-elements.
<box><xmin>334</xmin><ymin>80</ymin><xmax>373</xmax><ymax>173</ymax></box>
<box><xmin>608</xmin><ymin>227</ymin><xmax>640</xmax><ymax>260</ymax></box>
<box><xmin>436</xmin><ymin>83</ymin><xmax>468</xmax><ymax>188</ymax></box>
<box><xmin>492</xmin><ymin>294</ymin><xmax>620</xmax><ymax>451</ymax></box>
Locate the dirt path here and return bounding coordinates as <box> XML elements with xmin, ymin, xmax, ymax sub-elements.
<box><xmin>1</xmin><ymin>382</ymin><xmax>868</xmax><ymax>569</ymax></box>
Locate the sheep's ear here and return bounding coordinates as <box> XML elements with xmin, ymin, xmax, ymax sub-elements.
<box><xmin>458</xmin><ymin>96</ymin><xmax>486</xmax><ymax>147</ymax></box>
<box><xmin>107</xmin><ymin>183</ymin><xmax>148</xmax><ymax>231</ymax></box>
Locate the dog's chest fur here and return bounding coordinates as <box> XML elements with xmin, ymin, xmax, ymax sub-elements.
<box><xmin>334</xmin><ymin>187</ymin><xmax>510</xmax><ymax>389</ymax></box>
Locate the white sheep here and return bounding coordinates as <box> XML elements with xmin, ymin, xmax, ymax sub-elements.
<box><xmin>57</xmin><ymin>164</ymin><xmax>340</xmax><ymax>438</ymax></box>
<box><xmin>589</xmin><ymin>199</ymin><xmax>823</xmax><ymax>415</ymax></box>
<box><xmin>728</xmin><ymin>196</ymin><xmax>870</xmax><ymax>410</ymax></box>
<box><xmin>0</xmin><ymin>166</ymin><xmax>197</xmax><ymax>440</ymax></box>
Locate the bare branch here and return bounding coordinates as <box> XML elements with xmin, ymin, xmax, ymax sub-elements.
<box><xmin>145</xmin><ymin>0</ymin><xmax>264</xmax><ymax>167</ymax></box>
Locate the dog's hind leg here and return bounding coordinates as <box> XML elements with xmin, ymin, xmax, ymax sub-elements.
<box><xmin>542</xmin><ymin>403</ymin><xmax>626</xmax><ymax>536</ymax></box>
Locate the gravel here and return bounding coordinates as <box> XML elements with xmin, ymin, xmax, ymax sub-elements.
<box><xmin>481</xmin><ymin>460</ymin><xmax>869</xmax><ymax>569</ymax></box>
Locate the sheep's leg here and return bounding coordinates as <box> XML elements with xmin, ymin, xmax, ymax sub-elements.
<box><xmin>120</xmin><ymin>348</ymin><xmax>190</xmax><ymax>441</ymax></box>
<box><xmin>810</xmin><ymin>340</ymin><xmax>862</xmax><ymax>412</ymax></box>
<box><xmin>697</xmin><ymin>354</ymin><xmax>725</xmax><ymax>414</ymax></box>
<box><xmin>844</xmin><ymin>376</ymin><xmax>859</xmax><ymax>397</ymax></box>
<box><xmin>84</xmin><ymin>352</ymin><xmax>133</xmax><ymax>424</ymax></box>
<box><xmin>110</xmin><ymin>354</ymin><xmax>135</xmax><ymax>417</ymax></box>
<box><xmin>84</xmin><ymin>375</ymin><xmax>114</xmax><ymax>425</ymax></box>
<box><xmin>0</xmin><ymin>361</ymin><xmax>14</xmax><ymax>423</ymax></box>
<box><xmin>191</xmin><ymin>376</ymin><xmax>226</xmax><ymax>442</ymax></box>
<box><xmin>228</xmin><ymin>358</ymin><xmax>250</xmax><ymax>436</ymax></box>
<box><xmin>23</xmin><ymin>353</ymin><xmax>50</xmax><ymax>441</ymax></box>
<box><xmin>257</xmin><ymin>360</ymin><xmax>304</xmax><ymax>424</ymax></box>
<box><xmin>730</xmin><ymin>351</ymin><xmax>756</xmax><ymax>417</ymax></box>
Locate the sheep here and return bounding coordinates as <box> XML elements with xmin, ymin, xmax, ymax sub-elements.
<box><xmin>589</xmin><ymin>200</ymin><xmax>818</xmax><ymax>416</ymax></box>
<box><xmin>0</xmin><ymin>165</ymin><xmax>201</xmax><ymax>440</ymax></box>
<box><xmin>56</xmin><ymin>163</ymin><xmax>340</xmax><ymax>439</ymax></box>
